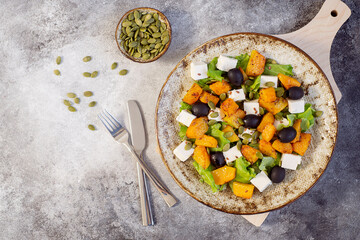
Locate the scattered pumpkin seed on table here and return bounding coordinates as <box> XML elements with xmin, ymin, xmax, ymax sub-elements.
<box><xmin>88</xmin><ymin>124</ymin><xmax>96</xmax><ymax>131</ymax></box>
<box><xmin>54</xmin><ymin>69</ymin><xmax>60</xmax><ymax>76</ymax></box>
<box><xmin>56</xmin><ymin>56</ymin><xmax>61</xmax><ymax>65</ymax></box>
<box><xmin>119</xmin><ymin>69</ymin><xmax>128</xmax><ymax>75</ymax></box>
<box><xmin>84</xmin><ymin>91</ymin><xmax>93</xmax><ymax>97</ymax></box>
<box><xmin>83</xmin><ymin>56</ymin><xmax>92</xmax><ymax>62</ymax></box>
<box><xmin>91</xmin><ymin>71</ymin><xmax>98</xmax><ymax>78</ymax></box>
<box><xmin>63</xmin><ymin>100</ymin><xmax>72</xmax><ymax>106</ymax></box>
<box><xmin>111</xmin><ymin>62</ymin><xmax>118</xmax><ymax>70</ymax></box>
<box><xmin>88</xmin><ymin>101</ymin><xmax>96</xmax><ymax>107</ymax></box>
<box><xmin>68</xmin><ymin>106</ymin><xmax>76</xmax><ymax>112</ymax></box>
<box><xmin>67</xmin><ymin>93</ymin><xmax>76</xmax><ymax>98</ymax></box>
<box><xmin>83</xmin><ymin>72</ymin><xmax>91</xmax><ymax>77</ymax></box>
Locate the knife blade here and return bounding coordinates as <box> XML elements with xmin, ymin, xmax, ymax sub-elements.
<box><xmin>127</xmin><ymin>100</ymin><xmax>154</xmax><ymax>226</ymax></box>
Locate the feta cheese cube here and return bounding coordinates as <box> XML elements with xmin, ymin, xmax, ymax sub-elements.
<box><xmin>260</xmin><ymin>75</ymin><xmax>278</xmax><ymax>88</ymax></box>
<box><xmin>228</xmin><ymin>89</ymin><xmax>246</xmax><ymax>102</ymax></box>
<box><xmin>274</xmin><ymin>118</ymin><xmax>290</xmax><ymax>130</ymax></box>
<box><xmin>250</xmin><ymin>171</ymin><xmax>272</xmax><ymax>192</ymax></box>
<box><xmin>223</xmin><ymin>145</ymin><xmax>243</xmax><ymax>164</ymax></box>
<box><xmin>287</xmin><ymin>99</ymin><xmax>305</xmax><ymax>113</ymax></box>
<box><xmin>281</xmin><ymin>153</ymin><xmax>302</xmax><ymax>170</ymax></box>
<box><xmin>190</xmin><ymin>61</ymin><xmax>208</xmax><ymax>80</ymax></box>
<box><xmin>243</xmin><ymin>100</ymin><xmax>260</xmax><ymax>115</ymax></box>
<box><xmin>208</xmin><ymin>108</ymin><xmax>224</xmax><ymax>122</ymax></box>
<box><xmin>176</xmin><ymin>110</ymin><xmax>196</xmax><ymax>127</ymax></box>
<box><xmin>239</xmin><ymin>128</ymin><xmax>255</xmax><ymax>141</ymax></box>
<box><xmin>216</xmin><ymin>55</ymin><xmax>238</xmax><ymax>72</ymax></box>
<box><xmin>173</xmin><ymin>141</ymin><xmax>194</xmax><ymax>162</ymax></box>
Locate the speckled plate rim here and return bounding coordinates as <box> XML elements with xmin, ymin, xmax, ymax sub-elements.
<box><xmin>155</xmin><ymin>32</ymin><xmax>338</xmax><ymax>215</ymax></box>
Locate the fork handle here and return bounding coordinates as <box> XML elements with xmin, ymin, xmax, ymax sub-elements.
<box><xmin>137</xmin><ymin>161</ymin><xmax>154</xmax><ymax>226</ymax></box>
<box><xmin>123</xmin><ymin>142</ymin><xmax>178</xmax><ymax>207</ymax></box>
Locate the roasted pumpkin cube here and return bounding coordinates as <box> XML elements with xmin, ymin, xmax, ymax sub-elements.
<box><xmin>186</xmin><ymin>117</ymin><xmax>208</xmax><ymax>139</ymax></box>
<box><xmin>211</xmin><ymin>166</ymin><xmax>236</xmax><ymax>185</ymax></box>
<box><xmin>272</xmin><ymin>139</ymin><xmax>293</xmax><ymax>154</ymax></box>
<box><xmin>195</xmin><ymin>135</ymin><xmax>218</xmax><ymax>148</ymax></box>
<box><xmin>209</xmin><ymin>81</ymin><xmax>232</xmax><ymax>95</ymax></box>
<box><xmin>245</xmin><ymin>50</ymin><xmax>266</xmax><ymax>77</ymax></box>
<box><xmin>199</xmin><ymin>91</ymin><xmax>220</xmax><ymax>106</ymax></box>
<box><xmin>292</xmin><ymin>133</ymin><xmax>311</xmax><ymax>156</ymax></box>
<box><xmin>259</xmin><ymin>87</ymin><xmax>276</xmax><ymax>102</ymax></box>
<box><xmin>239</xmin><ymin>67</ymin><xmax>249</xmax><ymax>81</ymax></box>
<box><xmin>182</xmin><ymin>83</ymin><xmax>203</xmax><ymax>105</ymax></box>
<box><xmin>223</xmin><ymin>109</ymin><xmax>246</xmax><ymax>129</ymax></box>
<box><xmin>241</xmin><ymin>145</ymin><xmax>260</xmax><ymax>164</ymax></box>
<box><xmin>221</xmin><ymin>98</ymin><xmax>239</xmax><ymax>116</ymax></box>
<box><xmin>232</xmin><ymin>182</ymin><xmax>255</xmax><ymax>199</ymax></box>
<box><xmin>222</xmin><ymin>125</ymin><xmax>240</xmax><ymax>142</ymax></box>
<box><xmin>193</xmin><ymin>146</ymin><xmax>210</xmax><ymax>169</ymax></box>
<box><xmin>278</xmin><ymin>73</ymin><xmax>301</xmax><ymax>90</ymax></box>
<box><xmin>262</xmin><ymin>124</ymin><xmax>276</xmax><ymax>142</ymax></box>
<box><xmin>257</xmin><ymin>112</ymin><xmax>275</xmax><ymax>132</ymax></box>
<box><xmin>259</xmin><ymin>97</ymin><xmax>288</xmax><ymax>115</ymax></box>
<box><xmin>291</xmin><ymin>119</ymin><xmax>302</xmax><ymax>143</ymax></box>
<box><xmin>259</xmin><ymin>139</ymin><xmax>277</xmax><ymax>159</ymax></box>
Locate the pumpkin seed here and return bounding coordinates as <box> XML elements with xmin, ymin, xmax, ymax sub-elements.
<box><xmin>134</xmin><ymin>52</ymin><xmax>141</xmax><ymax>58</ymax></box>
<box><xmin>242</xmin><ymin>85</ymin><xmax>247</xmax><ymax>94</ymax></box>
<box><xmin>252</xmin><ymin>131</ymin><xmax>260</xmax><ymax>140</ymax></box>
<box><xmin>210</xmin><ymin>112</ymin><xmax>219</xmax><ymax>118</ymax></box>
<box><xmin>68</xmin><ymin>106</ymin><xmax>76</xmax><ymax>112</ymax></box>
<box><xmin>265</xmin><ymin>82</ymin><xmax>275</xmax><ymax>87</ymax></box>
<box><xmin>149</xmin><ymin>25</ymin><xmax>158</xmax><ymax>32</ymax></box>
<box><xmin>54</xmin><ymin>69</ymin><xmax>60</xmax><ymax>76</ymax></box>
<box><xmin>223</xmin><ymin>143</ymin><xmax>230</xmax><ymax>152</ymax></box>
<box><xmin>154</xmin><ymin>43</ymin><xmax>162</xmax><ymax>49</ymax></box>
<box><xmin>144</xmin><ymin>14</ymin><xmax>152</xmax><ymax>22</ymax></box>
<box><xmin>129</xmin><ymin>41</ymin><xmax>138</xmax><ymax>48</ymax></box>
<box><xmin>208</xmin><ymin>101</ymin><xmax>216</xmax><ymax>110</ymax></box>
<box><xmin>83</xmin><ymin>72</ymin><xmax>91</xmax><ymax>77</ymax></box>
<box><xmin>238</xmin><ymin>118</ymin><xmax>244</xmax><ymax>125</ymax></box>
<box><xmin>220</xmin><ymin>93</ymin><xmax>227</xmax><ymax>101</ymax></box>
<box><xmin>248</xmin><ymin>76</ymin><xmax>255</xmax><ymax>80</ymax></box>
<box><xmin>256</xmin><ymin>151</ymin><xmax>263</xmax><ymax>159</ymax></box>
<box><xmin>56</xmin><ymin>56</ymin><xmax>61</xmax><ymax>65</ymax></box>
<box><xmin>152</xmin><ymin>32</ymin><xmax>161</xmax><ymax>38</ymax></box>
<box><xmin>315</xmin><ymin>111</ymin><xmax>323</xmax><ymax>117</ymax></box>
<box><xmin>249</xmin><ymin>142</ymin><xmax>259</xmax><ymax>149</ymax></box>
<box><xmin>208</xmin><ymin>120</ymin><xmax>217</xmax><ymax>126</ymax></box>
<box><xmin>224</xmin><ymin>132</ymin><xmax>234</xmax><ymax>138</ymax></box>
<box><xmin>128</xmin><ymin>13</ymin><xmax>134</xmax><ymax>20</ymax></box>
<box><xmin>119</xmin><ymin>69</ymin><xmax>128</xmax><ymax>75</ymax></box>
<box><xmin>162</xmin><ymin>36</ymin><xmax>169</xmax><ymax>45</ymax></box>
<box><xmin>242</xmin><ymin>133</ymin><xmax>252</xmax><ymax>139</ymax></box>
<box><xmin>245</xmin><ymin>80</ymin><xmax>253</xmax><ymax>86</ymax></box>
<box><xmin>74</xmin><ymin>98</ymin><xmax>80</xmax><ymax>104</ymax></box>
<box><xmin>63</xmin><ymin>100</ymin><xmax>72</xmax><ymax>106</ymax></box>
<box><xmin>83</xmin><ymin>91</ymin><xmax>93</xmax><ymax>97</ymax></box>
<box><xmin>242</xmin><ymin>138</ymin><xmax>249</xmax><ymax>145</ymax></box>
<box><xmin>135</xmin><ymin>18</ymin><xmax>142</xmax><ymax>27</ymax></box>
<box><xmin>67</xmin><ymin>93</ymin><xmax>76</xmax><ymax>98</ymax></box>
<box><xmin>122</xmin><ymin>21</ymin><xmax>132</xmax><ymax>27</ymax></box>
<box><xmin>275</xmin><ymin>87</ymin><xmax>285</xmax><ymax>97</ymax></box>
<box><xmin>206</xmin><ymin>147</ymin><xmax>210</xmax><ymax>154</ymax></box>
<box><xmin>275</xmin><ymin>112</ymin><xmax>283</xmax><ymax>120</ymax></box>
<box><xmin>83</xmin><ymin>56</ymin><xmax>92</xmax><ymax>62</ymax></box>
<box><xmin>111</xmin><ymin>62</ymin><xmax>118</xmax><ymax>70</ymax></box>
<box><xmin>88</xmin><ymin>124</ymin><xmax>96</xmax><ymax>131</ymax></box>
<box><xmin>153</xmin><ymin>13</ymin><xmax>159</xmax><ymax>20</ymax></box>
<box><xmin>192</xmin><ymin>143</ymin><xmax>196</xmax><ymax>149</ymax></box>
<box><xmin>236</xmin><ymin>141</ymin><xmax>242</xmax><ymax>151</ymax></box>
<box><xmin>259</xmin><ymin>107</ymin><xmax>265</xmax><ymax>115</ymax></box>
<box><xmin>91</xmin><ymin>71</ymin><xmax>98</xmax><ymax>78</ymax></box>
<box><xmin>134</xmin><ymin>10</ymin><xmax>140</xmax><ymax>19</ymax></box>
<box><xmin>148</xmin><ymin>38</ymin><xmax>156</xmax><ymax>44</ymax></box>
<box><xmin>88</xmin><ymin>101</ymin><xmax>96</xmax><ymax>107</ymax></box>
<box><xmin>259</xmin><ymin>133</ymin><xmax>262</xmax><ymax>140</ymax></box>
<box><xmin>238</xmin><ymin>126</ymin><xmax>244</xmax><ymax>134</ymax></box>
<box><xmin>249</xmin><ymin>92</ymin><xmax>254</xmax><ymax>100</ymax></box>
<box><xmin>184</xmin><ymin>142</ymin><xmax>192</xmax><ymax>150</ymax></box>
<box><xmin>142</xmin><ymin>53</ymin><xmax>150</xmax><ymax>60</ymax></box>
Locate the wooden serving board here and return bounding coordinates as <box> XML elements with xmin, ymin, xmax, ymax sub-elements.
<box><xmin>243</xmin><ymin>0</ymin><xmax>351</xmax><ymax>227</ymax></box>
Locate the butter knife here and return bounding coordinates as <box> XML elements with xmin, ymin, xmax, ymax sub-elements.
<box><xmin>127</xmin><ymin>101</ymin><xmax>178</xmax><ymax>209</ymax></box>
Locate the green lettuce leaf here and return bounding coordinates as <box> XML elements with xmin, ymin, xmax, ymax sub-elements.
<box><xmin>263</xmin><ymin>64</ymin><xmax>293</xmax><ymax>76</ymax></box>
<box><xmin>207</xmin><ymin>57</ymin><xmax>224</xmax><ymax>81</ymax></box>
<box><xmin>179</xmin><ymin>102</ymin><xmax>192</xmax><ymax>111</ymax></box>
<box><xmin>235</xmin><ymin>54</ymin><xmax>250</xmax><ymax>70</ymax></box>
<box><xmin>193</xmin><ymin>161</ymin><xmax>224</xmax><ymax>192</ymax></box>
<box><xmin>259</xmin><ymin>157</ymin><xmax>276</xmax><ymax>172</ymax></box>
<box><xmin>233</xmin><ymin>157</ymin><xmax>256</xmax><ymax>183</ymax></box>
<box><xmin>178</xmin><ymin>124</ymin><xmax>188</xmax><ymax>140</ymax></box>
<box><xmin>296</xmin><ymin>103</ymin><xmax>315</xmax><ymax>132</ymax></box>
<box><xmin>196</xmin><ymin>78</ymin><xmax>212</xmax><ymax>91</ymax></box>
<box><xmin>286</xmin><ymin>114</ymin><xmax>296</xmax><ymax>127</ymax></box>
<box><xmin>208</xmin><ymin>123</ymin><xmax>230</xmax><ymax>152</ymax></box>
<box><xmin>246</xmin><ymin>75</ymin><xmax>262</xmax><ymax>94</ymax></box>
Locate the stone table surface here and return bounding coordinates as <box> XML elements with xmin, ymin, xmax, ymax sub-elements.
<box><xmin>0</xmin><ymin>0</ymin><xmax>359</xmax><ymax>239</ymax></box>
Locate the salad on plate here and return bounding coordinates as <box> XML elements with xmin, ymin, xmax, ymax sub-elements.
<box><xmin>173</xmin><ymin>50</ymin><xmax>322</xmax><ymax>199</ymax></box>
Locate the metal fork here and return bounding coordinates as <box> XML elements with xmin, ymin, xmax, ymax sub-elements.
<box><xmin>98</xmin><ymin>110</ymin><xmax>178</xmax><ymax>208</ymax></box>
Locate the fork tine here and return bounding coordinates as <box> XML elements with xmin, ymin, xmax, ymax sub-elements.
<box><xmin>104</xmin><ymin>109</ymin><xmax>122</xmax><ymax>128</ymax></box>
<box><xmin>98</xmin><ymin>112</ymin><xmax>115</xmax><ymax>132</ymax></box>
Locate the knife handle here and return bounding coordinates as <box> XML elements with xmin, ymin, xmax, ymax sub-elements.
<box><xmin>123</xmin><ymin>142</ymin><xmax>178</xmax><ymax>207</ymax></box>
<box><xmin>137</xmin><ymin>159</ymin><xmax>154</xmax><ymax>226</ymax></box>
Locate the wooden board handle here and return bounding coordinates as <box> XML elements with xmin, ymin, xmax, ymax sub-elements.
<box><xmin>275</xmin><ymin>0</ymin><xmax>351</xmax><ymax>103</ymax></box>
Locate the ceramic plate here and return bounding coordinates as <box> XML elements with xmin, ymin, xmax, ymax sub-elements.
<box><xmin>156</xmin><ymin>33</ymin><xmax>338</xmax><ymax>214</ymax></box>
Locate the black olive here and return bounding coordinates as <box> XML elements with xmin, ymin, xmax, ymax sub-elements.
<box><xmin>288</xmin><ymin>87</ymin><xmax>304</xmax><ymax>100</ymax></box>
<box><xmin>278</xmin><ymin>127</ymin><xmax>297</xmax><ymax>143</ymax></box>
<box><xmin>227</xmin><ymin>68</ymin><xmax>244</xmax><ymax>87</ymax></box>
<box><xmin>243</xmin><ymin>114</ymin><xmax>262</xmax><ymax>128</ymax></box>
<box><xmin>270</xmin><ymin>166</ymin><xmax>285</xmax><ymax>183</ymax></box>
<box><xmin>210</xmin><ymin>152</ymin><xmax>226</xmax><ymax>168</ymax></box>
<box><xmin>191</xmin><ymin>102</ymin><xmax>210</xmax><ymax>117</ymax></box>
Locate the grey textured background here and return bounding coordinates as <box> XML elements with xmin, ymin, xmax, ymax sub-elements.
<box><xmin>0</xmin><ymin>0</ymin><xmax>359</xmax><ymax>239</ymax></box>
